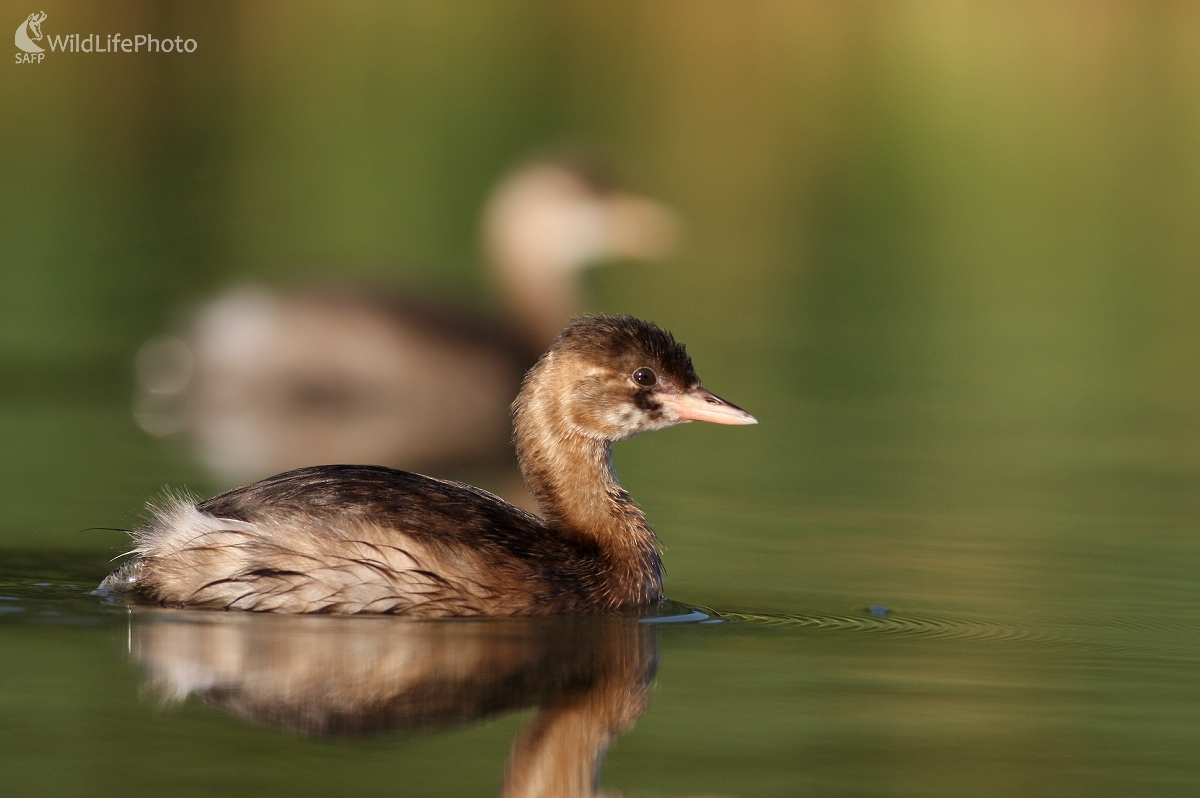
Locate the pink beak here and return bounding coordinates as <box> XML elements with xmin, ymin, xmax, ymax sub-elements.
<box><xmin>659</xmin><ymin>387</ymin><xmax>757</xmax><ymax>426</ymax></box>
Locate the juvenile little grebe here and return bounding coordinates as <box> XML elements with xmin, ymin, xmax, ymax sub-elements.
<box><xmin>103</xmin><ymin>315</ymin><xmax>755</xmax><ymax>616</ymax></box>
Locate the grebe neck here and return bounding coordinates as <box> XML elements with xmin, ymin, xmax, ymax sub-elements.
<box><xmin>513</xmin><ymin>372</ymin><xmax>662</xmax><ymax>604</ymax></box>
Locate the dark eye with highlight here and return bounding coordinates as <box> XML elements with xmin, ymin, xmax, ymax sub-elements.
<box><xmin>632</xmin><ymin>367</ymin><xmax>657</xmax><ymax>387</ymax></box>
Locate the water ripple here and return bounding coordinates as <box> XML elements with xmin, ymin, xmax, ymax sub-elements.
<box><xmin>1</xmin><ymin>561</ymin><xmax>1196</xmax><ymax>663</ymax></box>
<box><xmin>692</xmin><ymin>606</ymin><xmax>1200</xmax><ymax>660</ymax></box>
<box><xmin>703</xmin><ymin>607</ymin><xmax>1057</xmax><ymax>642</ymax></box>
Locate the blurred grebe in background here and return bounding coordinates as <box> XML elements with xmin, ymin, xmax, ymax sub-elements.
<box><xmin>133</xmin><ymin>158</ymin><xmax>678</xmax><ymax>487</ymax></box>
<box><xmin>103</xmin><ymin>316</ymin><xmax>755</xmax><ymax>616</ymax></box>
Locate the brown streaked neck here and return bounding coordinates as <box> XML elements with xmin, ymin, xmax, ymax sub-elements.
<box><xmin>513</xmin><ymin>368</ymin><xmax>662</xmax><ymax>604</ymax></box>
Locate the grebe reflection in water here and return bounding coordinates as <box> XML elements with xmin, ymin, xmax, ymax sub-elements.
<box><xmin>130</xmin><ymin>610</ymin><xmax>705</xmax><ymax>797</ymax></box>
<box><xmin>102</xmin><ymin>316</ymin><xmax>756</xmax><ymax>616</ymax></box>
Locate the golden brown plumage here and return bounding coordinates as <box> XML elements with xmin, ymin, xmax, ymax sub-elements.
<box><xmin>101</xmin><ymin>315</ymin><xmax>756</xmax><ymax>616</ymax></box>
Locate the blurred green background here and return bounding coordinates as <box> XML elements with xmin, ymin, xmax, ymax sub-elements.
<box><xmin>3</xmin><ymin>0</ymin><xmax>1198</xmax><ymax>575</ymax></box>
<box><xmin>3</xmin><ymin>3</ymin><xmax>1200</xmax><ymax>796</ymax></box>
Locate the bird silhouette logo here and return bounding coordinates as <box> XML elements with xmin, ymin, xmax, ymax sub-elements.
<box><xmin>15</xmin><ymin>11</ymin><xmax>46</xmax><ymax>54</ymax></box>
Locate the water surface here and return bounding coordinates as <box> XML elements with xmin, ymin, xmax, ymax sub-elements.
<box><xmin>1</xmin><ymin>401</ymin><xmax>1197</xmax><ymax>798</ymax></box>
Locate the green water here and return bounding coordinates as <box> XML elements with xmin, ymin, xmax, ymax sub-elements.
<box><xmin>1</xmin><ymin>396</ymin><xmax>1197</xmax><ymax>796</ymax></box>
<box><xmin>3</xmin><ymin>1</ymin><xmax>1200</xmax><ymax>795</ymax></box>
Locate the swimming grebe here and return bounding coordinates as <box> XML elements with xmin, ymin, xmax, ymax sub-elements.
<box><xmin>104</xmin><ymin>316</ymin><xmax>754</xmax><ymax>616</ymax></box>
<box><xmin>133</xmin><ymin>159</ymin><xmax>678</xmax><ymax>487</ymax></box>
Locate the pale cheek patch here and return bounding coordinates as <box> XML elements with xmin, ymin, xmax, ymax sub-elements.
<box><xmin>597</xmin><ymin>405</ymin><xmax>654</xmax><ymax>437</ymax></box>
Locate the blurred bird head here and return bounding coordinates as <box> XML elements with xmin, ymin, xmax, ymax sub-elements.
<box><xmin>482</xmin><ymin>156</ymin><xmax>680</xmax><ymax>351</ymax></box>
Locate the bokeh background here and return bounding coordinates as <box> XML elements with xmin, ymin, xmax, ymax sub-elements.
<box><xmin>4</xmin><ymin>0</ymin><xmax>1199</xmax><ymax>595</ymax></box>
<box><xmin>3</xmin><ymin>3</ymin><xmax>1200</xmax><ymax>795</ymax></box>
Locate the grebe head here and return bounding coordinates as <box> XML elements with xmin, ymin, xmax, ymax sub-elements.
<box><xmin>523</xmin><ymin>315</ymin><xmax>757</xmax><ymax>443</ymax></box>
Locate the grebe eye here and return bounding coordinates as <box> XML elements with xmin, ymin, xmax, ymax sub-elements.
<box><xmin>632</xmin><ymin>367</ymin><xmax>657</xmax><ymax>387</ymax></box>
